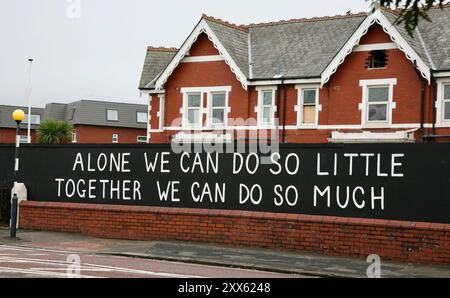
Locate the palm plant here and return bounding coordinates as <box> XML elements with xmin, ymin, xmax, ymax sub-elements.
<box><xmin>36</xmin><ymin>119</ymin><xmax>74</xmax><ymax>144</ymax></box>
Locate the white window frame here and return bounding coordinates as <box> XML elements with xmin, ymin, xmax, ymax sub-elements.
<box><xmin>295</xmin><ymin>84</ymin><xmax>321</xmax><ymax>128</ymax></box>
<box><xmin>183</xmin><ymin>92</ymin><xmax>203</xmax><ymax>129</ymax></box>
<box><xmin>107</xmin><ymin>109</ymin><xmax>119</xmax><ymax>122</ymax></box>
<box><xmin>157</xmin><ymin>94</ymin><xmax>165</xmax><ymax>131</ymax></box>
<box><xmin>112</xmin><ymin>133</ymin><xmax>119</xmax><ymax>143</ymax></box>
<box><xmin>71</xmin><ymin>132</ymin><xmax>77</xmax><ymax>143</ymax></box>
<box><xmin>137</xmin><ymin>136</ymin><xmax>147</xmax><ymax>144</ymax></box>
<box><xmin>359</xmin><ymin>78</ymin><xmax>397</xmax><ymax>128</ymax></box>
<box><xmin>436</xmin><ymin>80</ymin><xmax>450</xmax><ymax>127</ymax></box>
<box><xmin>180</xmin><ymin>86</ymin><xmax>231</xmax><ymax>130</ymax></box>
<box><xmin>206</xmin><ymin>91</ymin><xmax>230</xmax><ymax>129</ymax></box>
<box><xmin>256</xmin><ymin>86</ymin><xmax>277</xmax><ymax>128</ymax></box>
<box><xmin>23</xmin><ymin>114</ymin><xmax>41</xmax><ymax>125</ymax></box>
<box><xmin>136</xmin><ymin>111</ymin><xmax>148</xmax><ymax>124</ymax></box>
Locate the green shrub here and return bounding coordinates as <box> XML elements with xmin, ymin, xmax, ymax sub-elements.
<box><xmin>37</xmin><ymin>119</ymin><xmax>74</xmax><ymax>144</ymax></box>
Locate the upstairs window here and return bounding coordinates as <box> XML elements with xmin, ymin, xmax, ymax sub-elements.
<box><xmin>68</xmin><ymin>108</ymin><xmax>75</xmax><ymax>120</ymax></box>
<box><xmin>443</xmin><ymin>84</ymin><xmax>450</xmax><ymax>121</ymax></box>
<box><xmin>295</xmin><ymin>85</ymin><xmax>321</xmax><ymax>127</ymax></box>
<box><xmin>186</xmin><ymin>93</ymin><xmax>202</xmax><ymax>127</ymax></box>
<box><xmin>23</xmin><ymin>114</ymin><xmax>41</xmax><ymax>125</ymax></box>
<box><xmin>107</xmin><ymin>109</ymin><xmax>119</xmax><ymax>121</ymax></box>
<box><xmin>258</xmin><ymin>89</ymin><xmax>276</xmax><ymax>127</ymax></box>
<box><xmin>367</xmin><ymin>86</ymin><xmax>389</xmax><ymax>122</ymax></box>
<box><xmin>210</xmin><ymin>92</ymin><xmax>227</xmax><ymax>127</ymax></box>
<box><xmin>136</xmin><ymin>111</ymin><xmax>148</xmax><ymax>123</ymax></box>
<box><xmin>301</xmin><ymin>89</ymin><xmax>318</xmax><ymax>125</ymax></box>
<box><xmin>181</xmin><ymin>86</ymin><xmax>231</xmax><ymax>129</ymax></box>
<box><xmin>367</xmin><ymin>50</ymin><xmax>388</xmax><ymax>69</ymax></box>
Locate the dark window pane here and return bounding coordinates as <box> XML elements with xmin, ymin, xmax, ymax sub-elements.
<box><xmin>368</xmin><ymin>104</ymin><xmax>387</xmax><ymax>121</ymax></box>
<box><xmin>444</xmin><ymin>102</ymin><xmax>450</xmax><ymax>120</ymax></box>
<box><xmin>188</xmin><ymin>94</ymin><xmax>201</xmax><ymax>107</ymax></box>
<box><xmin>303</xmin><ymin>89</ymin><xmax>316</xmax><ymax>104</ymax></box>
<box><xmin>188</xmin><ymin>109</ymin><xmax>199</xmax><ymax>124</ymax></box>
<box><xmin>212</xmin><ymin>93</ymin><xmax>226</xmax><ymax>107</ymax></box>
<box><xmin>368</xmin><ymin>87</ymin><xmax>389</xmax><ymax>102</ymax></box>
<box><xmin>263</xmin><ymin>91</ymin><xmax>273</xmax><ymax>105</ymax></box>
<box><xmin>107</xmin><ymin>110</ymin><xmax>118</xmax><ymax>121</ymax></box>
<box><xmin>368</xmin><ymin>50</ymin><xmax>387</xmax><ymax>68</ymax></box>
<box><xmin>212</xmin><ymin>109</ymin><xmax>225</xmax><ymax>124</ymax></box>
<box><xmin>262</xmin><ymin>107</ymin><xmax>272</xmax><ymax>124</ymax></box>
<box><xmin>444</xmin><ymin>85</ymin><xmax>450</xmax><ymax>100</ymax></box>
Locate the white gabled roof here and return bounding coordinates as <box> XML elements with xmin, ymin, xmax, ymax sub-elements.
<box><xmin>154</xmin><ymin>19</ymin><xmax>249</xmax><ymax>91</ymax></box>
<box><xmin>321</xmin><ymin>9</ymin><xmax>431</xmax><ymax>86</ymax></box>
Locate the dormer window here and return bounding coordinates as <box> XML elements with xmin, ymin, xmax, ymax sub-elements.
<box><xmin>367</xmin><ymin>50</ymin><xmax>388</xmax><ymax>69</ymax></box>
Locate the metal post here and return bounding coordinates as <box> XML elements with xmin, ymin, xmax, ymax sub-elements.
<box><xmin>26</xmin><ymin>59</ymin><xmax>33</xmax><ymax>144</ymax></box>
<box><xmin>10</xmin><ymin>121</ymin><xmax>21</xmax><ymax>238</ymax></box>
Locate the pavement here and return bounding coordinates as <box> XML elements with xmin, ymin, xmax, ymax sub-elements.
<box><xmin>1</xmin><ymin>226</ymin><xmax>449</xmax><ymax>278</ymax></box>
<box><xmin>0</xmin><ymin>245</ymin><xmax>298</xmax><ymax>278</ymax></box>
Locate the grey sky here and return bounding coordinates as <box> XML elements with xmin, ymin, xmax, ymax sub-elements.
<box><xmin>0</xmin><ymin>0</ymin><xmax>370</xmax><ymax>108</ymax></box>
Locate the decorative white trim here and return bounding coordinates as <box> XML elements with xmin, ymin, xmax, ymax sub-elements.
<box><xmin>172</xmin><ymin>132</ymin><xmax>232</xmax><ymax>143</ymax></box>
<box><xmin>181</xmin><ymin>55</ymin><xmax>225</xmax><ymax>63</ymax></box>
<box><xmin>154</xmin><ymin>19</ymin><xmax>248</xmax><ymax>90</ymax></box>
<box><xmin>247</xmin><ymin>78</ymin><xmax>322</xmax><ymax>86</ymax></box>
<box><xmin>359</xmin><ymin>78</ymin><xmax>397</xmax><ymax>86</ymax></box>
<box><xmin>294</xmin><ymin>84</ymin><xmax>321</xmax><ymax>128</ymax></box>
<box><xmin>256</xmin><ymin>86</ymin><xmax>277</xmax><ymax>128</ymax></box>
<box><xmin>353</xmin><ymin>42</ymin><xmax>398</xmax><ymax>52</ymax></box>
<box><xmin>329</xmin><ymin>130</ymin><xmax>417</xmax><ymax>143</ymax></box>
<box><xmin>140</xmin><ymin>89</ymin><xmax>166</xmax><ymax>94</ymax></box>
<box><xmin>147</xmin><ymin>96</ymin><xmax>152</xmax><ymax>143</ymax></box>
<box><xmin>249</xmin><ymin>80</ymin><xmax>283</xmax><ymax>86</ymax></box>
<box><xmin>321</xmin><ymin>9</ymin><xmax>430</xmax><ymax>87</ymax></box>
<box><xmin>180</xmin><ymin>86</ymin><xmax>232</xmax><ymax>93</ymax></box>
<box><xmin>284</xmin><ymin>78</ymin><xmax>321</xmax><ymax>84</ymax></box>
<box><xmin>434</xmin><ymin>72</ymin><xmax>450</xmax><ymax>78</ymax></box>
<box><xmin>435</xmin><ymin>80</ymin><xmax>450</xmax><ymax>127</ymax></box>
<box><xmin>158</xmin><ymin>123</ymin><xmax>433</xmax><ymax>131</ymax></box>
<box><xmin>158</xmin><ymin>94</ymin><xmax>165</xmax><ymax>131</ymax></box>
<box><xmin>359</xmin><ymin>78</ymin><xmax>397</xmax><ymax>128</ymax></box>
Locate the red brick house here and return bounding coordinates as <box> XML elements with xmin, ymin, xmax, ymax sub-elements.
<box><xmin>139</xmin><ymin>7</ymin><xmax>450</xmax><ymax>143</ymax></box>
<box><xmin>0</xmin><ymin>100</ymin><xmax>148</xmax><ymax>144</ymax></box>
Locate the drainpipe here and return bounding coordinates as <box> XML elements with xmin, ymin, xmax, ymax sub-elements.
<box><xmin>413</xmin><ymin>61</ymin><xmax>426</xmax><ymax>143</ymax></box>
<box><xmin>282</xmin><ymin>82</ymin><xmax>287</xmax><ymax>144</ymax></box>
<box><xmin>431</xmin><ymin>75</ymin><xmax>437</xmax><ymax>136</ymax></box>
<box><xmin>276</xmin><ymin>85</ymin><xmax>281</xmax><ymax>143</ymax></box>
<box><xmin>419</xmin><ymin>77</ymin><xmax>426</xmax><ymax>143</ymax></box>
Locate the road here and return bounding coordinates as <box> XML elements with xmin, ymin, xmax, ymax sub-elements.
<box><xmin>0</xmin><ymin>244</ymin><xmax>302</xmax><ymax>278</ymax></box>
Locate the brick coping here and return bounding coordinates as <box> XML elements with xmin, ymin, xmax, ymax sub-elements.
<box><xmin>20</xmin><ymin>201</ymin><xmax>450</xmax><ymax>231</ymax></box>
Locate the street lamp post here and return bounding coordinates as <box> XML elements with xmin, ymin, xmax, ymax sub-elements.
<box><xmin>10</xmin><ymin>109</ymin><xmax>25</xmax><ymax>238</ymax></box>
<box><xmin>26</xmin><ymin>58</ymin><xmax>34</xmax><ymax>144</ymax></box>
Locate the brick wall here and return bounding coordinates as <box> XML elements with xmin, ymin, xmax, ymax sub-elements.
<box><xmin>74</xmin><ymin>125</ymin><xmax>147</xmax><ymax>144</ymax></box>
<box><xmin>0</xmin><ymin>128</ymin><xmax>37</xmax><ymax>143</ymax></box>
<box><xmin>19</xmin><ymin>201</ymin><xmax>450</xmax><ymax>265</ymax></box>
